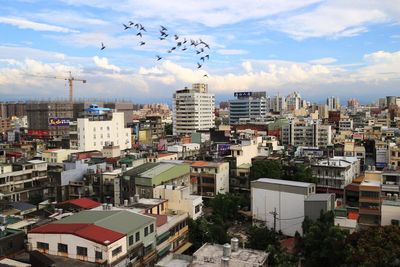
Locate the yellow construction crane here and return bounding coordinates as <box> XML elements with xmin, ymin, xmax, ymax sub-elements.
<box><xmin>28</xmin><ymin>71</ymin><xmax>86</xmax><ymax>102</ymax></box>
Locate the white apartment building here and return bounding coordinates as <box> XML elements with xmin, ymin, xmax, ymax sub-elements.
<box><xmin>339</xmin><ymin>118</ymin><xmax>354</xmax><ymax>132</ymax></box>
<box><xmin>190</xmin><ymin>161</ymin><xmax>229</xmax><ymax>198</ymax></box>
<box><xmin>77</xmin><ymin>112</ymin><xmax>131</xmax><ymax>151</ymax></box>
<box><xmin>281</xmin><ymin>119</ymin><xmax>332</xmax><ymax>148</ymax></box>
<box><xmin>229</xmin><ymin>91</ymin><xmax>268</xmax><ymax>124</ymax></box>
<box><xmin>153</xmin><ymin>184</ymin><xmax>203</xmax><ymax>220</ymax></box>
<box><xmin>0</xmin><ymin>160</ymin><xmax>48</xmax><ymax>202</ymax></box>
<box><xmin>312</xmin><ymin>156</ymin><xmax>360</xmax><ymax>189</ymax></box>
<box><xmin>172</xmin><ymin>83</ymin><xmax>215</xmax><ymax>135</ymax></box>
<box><xmin>251</xmin><ymin>178</ymin><xmax>316</xmax><ymax>236</ymax></box>
<box><xmin>269</xmin><ymin>94</ymin><xmax>286</xmax><ymax>113</ymax></box>
<box><xmin>285</xmin><ymin>91</ymin><xmax>302</xmax><ymax>111</ymax></box>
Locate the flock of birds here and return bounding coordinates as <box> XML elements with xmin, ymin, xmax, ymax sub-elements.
<box><xmin>100</xmin><ymin>21</ymin><xmax>211</xmax><ymax>76</ymax></box>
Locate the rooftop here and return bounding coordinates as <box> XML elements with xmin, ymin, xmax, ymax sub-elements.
<box><xmin>383</xmin><ymin>199</ymin><xmax>400</xmax><ymax>206</ymax></box>
<box><xmin>57</xmin><ymin>198</ymin><xmax>102</xmax><ymax>209</ymax></box>
<box><xmin>305</xmin><ymin>193</ymin><xmax>334</xmax><ymax>202</ymax></box>
<box><xmin>192</xmin><ymin>243</ymin><xmax>268</xmax><ymax>267</ymax></box>
<box><xmin>54</xmin><ymin>210</ymin><xmax>155</xmax><ymax>234</ymax></box>
<box><xmin>253</xmin><ymin>178</ymin><xmax>313</xmax><ymax>188</ymax></box>
<box><xmin>30</xmin><ymin>223</ymin><xmax>124</xmax><ymax>245</ymax></box>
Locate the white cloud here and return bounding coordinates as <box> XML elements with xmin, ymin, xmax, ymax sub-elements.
<box><xmin>60</xmin><ymin>0</ymin><xmax>321</xmax><ymax>27</ymax></box>
<box><xmin>309</xmin><ymin>57</ymin><xmax>337</xmax><ymax>65</ymax></box>
<box><xmin>1</xmin><ymin>46</ymin><xmax>400</xmax><ymax>101</ymax></box>
<box><xmin>242</xmin><ymin>61</ymin><xmax>253</xmax><ymax>72</ymax></box>
<box><xmin>217</xmin><ymin>49</ymin><xmax>248</xmax><ymax>55</ymax></box>
<box><xmin>266</xmin><ymin>1</ymin><xmax>395</xmax><ymax>40</ymax></box>
<box><xmin>0</xmin><ymin>17</ymin><xmax>78</xmax><ymax>33</ymax></box>
<box><xmin>93</xmin><ymin>56</ymin><xmax>121</xmax><ymax>72</ymax></box>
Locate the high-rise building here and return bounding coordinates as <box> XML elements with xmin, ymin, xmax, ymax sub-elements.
<box><xmin>172</xmin><ymin>83</ymin><xmax>215</xmax><ymax>135</ymax></box>
<box><xmin>229</xmin><ymin>91</ymin><xmax>268</xmax><ymax>124</ymax></box>
<box><xmin>27</xmin><ymin>102</ymin><xmax>73</xmax><ymax>139</ymax></box>
<box><xmin>285</xmin><ymin>91</ymin><xmax>302</xmax><ymax>111</ymax></box>
<box><xmin>270</xmin><ymin>94</ymin><xmax>286</xmax><ymax>113</ymax></box>
<box><xmin>281</xmin><ymin>119</ymin><xmax>332</xmax><ymax>148</ymax></box>
<box><xmin>327</xmin><ymin>96</ymin><xmax>340</xmax><ymax>111</ymax></box>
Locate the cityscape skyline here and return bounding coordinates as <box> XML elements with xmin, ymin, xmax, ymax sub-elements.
<box><xmin>1</xmin><ymin>1</ymin><xmax>400</xmax><ymax>102</ymax></box>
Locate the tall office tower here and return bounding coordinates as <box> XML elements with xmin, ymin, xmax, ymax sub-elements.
<box><xmin>172</xmin><ymin>83</ymin><xmax>215</xmax><ymax>135</ymax></box>
<box><xmin>229</xmin><ymin>91</ymin><xmax>268</xmax><ymax>124</ymax></box>
<box><xmin>327</xmin><ymin>96</ymin><xmax>340</xmax><ymax>111</ymax></box>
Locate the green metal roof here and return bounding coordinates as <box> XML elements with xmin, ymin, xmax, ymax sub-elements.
<box><xmin>140</xmin><ymin>163</ymin><xmax>176</xmax><ymax>178</ymax></box>
<box><xmin>152</xmin><ymin>164</ymin><xmax>190</xmax><ymax>186</ymax></box>
<box><xmin>54</xmin><ymin>210</ymin><xmax>155</xmax><ymax>234</ymax></box>
<box><xmin>124</xmin><ymin>162</ymin><xmax>159</xmax><ymax>177</ymax></box>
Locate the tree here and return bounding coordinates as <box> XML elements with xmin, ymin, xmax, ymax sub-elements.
<box><xmin>209</xmin><ymin>193</ymin><xmax>243</xmax><ymax>221</ymax></box>
<box><xmin>346</xmin><ymin>225</ymin><xmax>400</xmax><ymax>266</ymax></box>
<box><xmin>300</xmin><ymin>211</ymin><xmax>349</xmax><ymax>267</ymax></box>
<box><xmin>283</xmin><ymin>164</ymin><xmax>316</xmax><ymax>183</ymax></box>
<box><xmin>247</xmin><ymin>225</ymin><xmax>298</xmax><ymax>266</ymax></box>
<box><xmin>164</xmin><ymin>123</ymin><xmax>173</xmax><ymax>135</ymax></box>
<box><xmin>247</xmin><ymin>225</ymin><xmax>279</xmax><ymax>250</ymax></box>
<box><xmin>250</xmin><ymin>160</ymin><xmax>282</xmax><ymax>181</ymax></box>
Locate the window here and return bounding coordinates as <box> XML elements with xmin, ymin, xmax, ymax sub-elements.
<box><xmin>150</xmin><ymin>224</ymin><xmax>154</xmax><ymax>233</ymax></box>
<box><xmin>135</xmin><ymin>231</ymin><xmax>140</xmax><ymax>242</ymax></box>
<box><xmin>95</xmin><ymin>251</ymin><xmax>102</xmax><ymax>260</ymax></box>
<box><xmin>195</xmin><ymin>204</ymin><xmax>201</xmax><ymax>214</ymax></box>
<box><xmin>37</xmin><ymin>242</ymin><xmax>49</xmax><ymax>250</ymax></box>
<box><xmin>129</xmin><ymin>235</ymin><xmax>134</xmax><ymax>246</ymax></box>
<box><xmin>58</xmin><ymin>243</ymin><xmax>68</xmax><ymax>253</ymax></box>
<box><xmin>77</xmin><ymin>246</ymin><xmax>87</xmax><ymax>256</ymax></box>
<box><xmin>144</xmin><ymin>226</ymin><xmax>149</xmax><ymax>236</ymax></box>
<box><xmin>112</xmin><ymin>246</ymin><xmax>122</xmax><ymax>257</ymax></box>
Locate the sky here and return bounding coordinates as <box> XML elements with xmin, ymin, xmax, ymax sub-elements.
<box><xmin>1</xmin><ymin>0</ymin><xmax>400</xmax><ymax>104</ymax></box>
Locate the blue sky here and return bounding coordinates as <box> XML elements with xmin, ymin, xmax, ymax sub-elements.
<box><xmin>0</xmin><ymin>0</ymin><xmax>400</xmax><ymax>104</ymax></box>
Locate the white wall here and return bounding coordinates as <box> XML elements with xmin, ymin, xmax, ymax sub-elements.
<box><xmin>215</xmin><ymin>162</ymin><xmax>230</xmax><ymax>194</ymax></box>
<box><xmin>28</xmin><ymin>233</ymin><xmax>126</xmax><ymax>264</ymax></box>
<box><xmin>381</xmin><ymin>204</ymin><xmax>400</xmax><ymax>226</ymax></box>
<box><xmin>78</xmin><ymin>112</ymin><xmax>131</xmax><ymax>151</ymax></box>
<box><xmin>252</xmin><ymin>187</ymin><xmax>307</xmax><ymax>236</ymax></box>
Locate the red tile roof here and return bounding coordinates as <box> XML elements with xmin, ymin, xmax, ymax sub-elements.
<box><xmin>58</xmin><ymin>198</ymin><xmax>102</xmax><ymax>209</ymax></box>
<box><xmin>30</xmin><ymin>223</ymin><xmax>124</xmax><ymax>245</ymax></box>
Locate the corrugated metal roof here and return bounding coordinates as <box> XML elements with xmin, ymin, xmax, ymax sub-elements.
<box><xmin>58</xmin><ymin>198</ymin><xmax>102</xmax><ymax>209</ymax></box>
<box><xmin>305</xmin><ymin>193</ymin><xmax>334</xmax><ymax>201</ymax></box>
<box><xmin>30</xmin><ymin>223</ymin><xmax>124</xmax><ymax>244</ymax></box>
<box><xmin>254</xmin><ymin>178</ymin><xmax>313</xmax><ymax>188</ymax></box>
<box><xmin>140</xmin><ymin>163</ymin><xmax>175</xmax><ymax>178</ymax></box>
<box><xmin>54</xmin><ymin>210</ymin><xmax>155</xmax><ymax>235</ymax></box>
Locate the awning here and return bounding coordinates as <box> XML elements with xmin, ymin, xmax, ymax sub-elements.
<box><xmin>174</xmin><ymin>242</ymin><xmax>192</xmax><ymax>254</ymax></box>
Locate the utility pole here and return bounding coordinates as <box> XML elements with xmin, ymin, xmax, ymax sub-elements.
<box><xmin>269</xmin><ymin>208</ymin><xmax>278</xmax><ymax>232</ymax></box>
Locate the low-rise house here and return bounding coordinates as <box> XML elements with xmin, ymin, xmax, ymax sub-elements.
<box><xmin>28</xmin><ymin>210</ymin><xmax>157</xmax><ymax>266</ymax></box>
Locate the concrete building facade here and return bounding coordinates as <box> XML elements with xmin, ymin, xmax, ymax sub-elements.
<box><xmin>172</xmin><ymin>83</ymin><xmax>215</xmax><ymax>135</ymax></box>
<box><xmin>251</xmin><ymin>178</ymin><xmax>315</xmax><ymax>236</ymax></box>
<box><xmin>77</xmin><ymin>112</ymin><xmax>131</xmax><ymax>151</ymax></box>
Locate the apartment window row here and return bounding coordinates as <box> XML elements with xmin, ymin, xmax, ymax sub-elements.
<box><xmin>144</xmin><ymin>223</ymin><xmax>154</xmax><ymax>237</ymax></box>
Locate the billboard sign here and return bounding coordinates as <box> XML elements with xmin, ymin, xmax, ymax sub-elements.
<box><xmin>48</xmin><ymin>118</ymin><xmax>70</xmax><ymax>127</ymax></box>
<box><xmin>217</xmin><ymin>143</ymin><xmax>231</xmax><ymax>156</ymax></box>
<box><xmin>234</xmin><ymin>92</ymin><xmax>252</xmax><ymax>97</ymax></box>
